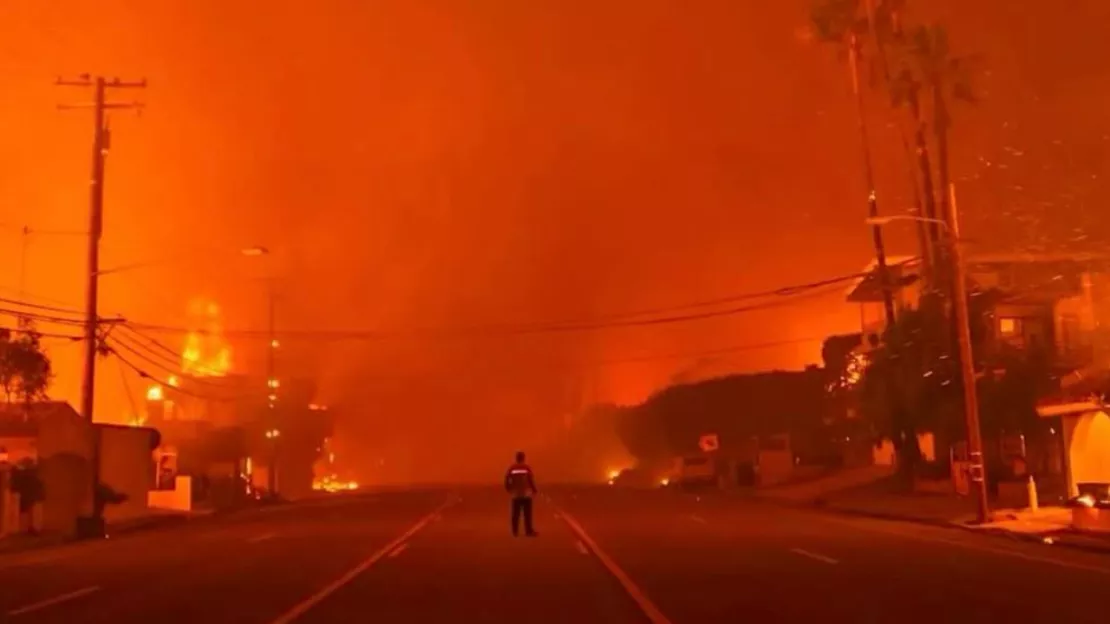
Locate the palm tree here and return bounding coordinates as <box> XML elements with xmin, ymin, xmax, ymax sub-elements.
<box><xmin>898</xmin><ymin>24</ymin><xmax>978</xmax><ymax>235</ymax></box>
<box><xmin>811</xmin><ymin>0</ymin><xmax>938</xmax><ymax>284</ymax></box>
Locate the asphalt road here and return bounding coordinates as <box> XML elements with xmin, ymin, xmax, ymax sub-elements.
<box><xmin>2</xmin><ymin>486</ymin><xmax>1109</xmax><ymax>623</ymax></box>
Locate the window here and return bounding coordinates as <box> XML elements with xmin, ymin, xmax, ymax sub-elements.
<box><xmin>999</xmin><ymin>317</ymin><xmax>1020</xmax><ymax>337</ymax></box>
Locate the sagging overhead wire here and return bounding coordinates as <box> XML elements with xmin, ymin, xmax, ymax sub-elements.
<box><xmin>116</xmin><ymin>324</ymin><xmax>183</xmax><ymax>362</ymax></box>
<box><xmin>0</xmin><ymin>295</ymin><xmax>87</xmax><ymax>316</ymax></box>
<box><xmin>121</xmin><ymin>265</ymin><xmax>883</xmax><ymax>342</ymax></box>
<box><xmin>104</xmin><ymin>334</ymin><xmax>224</xmax><ymax>387</ymax></box>
<box><xmin>0</xmin><ymin>307</ymin><xmax>91</xmax><ymax>327</ymax></box>
<box><xmin>108</xmin><ymin>348</ymin><xmax>246</xmax><ymax>403</ymax></box>
<box><xmin>592</xmin><ymin>335</ymin><xmax>828</xmax><ymax>366</ymax></box>
<box><xmin>0</xmin><ymin>325</ymin><xmax>84</xmax><ymax>341</ymax></box>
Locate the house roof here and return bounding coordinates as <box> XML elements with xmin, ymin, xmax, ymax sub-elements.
<box><xmin>845</xmin><ymin>252</ymin><xmax>1107</xmax><ymax>304</ymax></box>
<box><xmin>0</xmin><ymin>401</ymin><xmax>81</xmax><ymax>438</ymax></box>
<box><xmin>845</xmin><ymin>257</ymin><xmax>922</xmax><ymax>303</ymax></box>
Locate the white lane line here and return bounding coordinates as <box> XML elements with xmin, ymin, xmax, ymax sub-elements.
<box><xmin>557</xmin><ymin>508</ymin><xmax>674</xmax><ymax>624</ymax></box>
<box><xmin>688</xmin><ymin>514</ymin><xmax>708</xmax><ymax>525</ymax></box>
<box><xmin>575</xmin><ymin>540</ymin><xmax>589</xmax><ymax>555</ymax></box>
<box><xmin>8</xmin><ymin>586</ymin><xmax>102</xmax><ymax>617</ymax></box>
<box><xmin>268</xmin><ymin>498</ymin><xmax>455</xmax><ymax>624</ymax></box>
<box><xmin>248</xmin><ymin>532</ymin><xmax>278</xmax><ymax>544</ymax></box>
<box><xmin>387</xmin><ymin>543</ymin><xmax>409</xmax><ymax>558</ymax></box>
<box><xmin>790</xmin><ymin>548</ymin><xmax>839</xmax><ymax>565</ymax></box>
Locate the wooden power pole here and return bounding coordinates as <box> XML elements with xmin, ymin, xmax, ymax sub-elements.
<box><xmin>57</xmin><ymin>75</ymin><xmax>145</xmax><ymax>533</ymax></box>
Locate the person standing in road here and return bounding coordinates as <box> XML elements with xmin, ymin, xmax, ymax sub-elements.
<box><xmin>504</xmin><ymin>451</ymin><xmax>538</xmax><ymax>537</ymax></box>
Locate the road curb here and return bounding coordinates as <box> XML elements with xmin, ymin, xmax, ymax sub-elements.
<box><xmin>810</xmin><ymin>501</ymin><xmax>1110</xmax><ymax>556</ymax></box>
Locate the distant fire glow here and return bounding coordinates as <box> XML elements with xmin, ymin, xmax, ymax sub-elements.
<box><xmin>182</xmin><ymin>298</ymin><xmax>232</xmax><ymax>377</ymax></box>
<box><xmin>313</xmin><ymin>475</ymin><xmax>359</xmax><ymax>493</ymax></box>
<box><xmin>146</xmin><ymin>385</ymin><xmax>164</xmax><ymax>402</ymax></box>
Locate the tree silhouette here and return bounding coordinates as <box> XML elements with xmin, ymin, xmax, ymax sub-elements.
<box><xmin>0</xmin><ymin>327</ymin><xmax>53</xmax><ymax>404</ymax></box>
<box><xmin>890</xmin><ymin>24</ymin><xmax>979</xmax><ymax>238</ymax></box>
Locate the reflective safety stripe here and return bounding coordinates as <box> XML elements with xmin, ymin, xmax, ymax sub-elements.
<box><xmin>510</xmin><ymin>469</ymin><xmax>530</xmax><ymax>475</ymax></box>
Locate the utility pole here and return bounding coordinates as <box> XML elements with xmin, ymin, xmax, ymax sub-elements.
<box><xmin>57</xmin><ymin>75</ymin><xmax>145</xmax><ymax>533</ymax></box>
<box><xmin>848</xmin><ymin>35</ymin><xmax>897</xmax><ymax>327</ymax></box>
<box><xmin>18</xmin><ymin>226</ymin><xmax>29</xmax><ymax>300</ymax></box>
<box><xmin>266</xmin><ymin>277</ymin><xmax>279</xmax><ymax>495</ymax></box>
<box><xmin>17</xmin><ymin>226</ymin><xmax>30</xmax><ymax>328</ymax></box>
<box><xmin>946</xmin><ymin>183</ymin><xmax>990</xmax><ymax>524</ymax></box>
<box><xmin>847</xmin><ymin>31</ymin><xmax>922</xmax><ymax>477</ymax></box>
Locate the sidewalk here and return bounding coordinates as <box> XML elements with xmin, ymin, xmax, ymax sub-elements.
<box><xmin>758</xmin><ymin>472</ymin><xmax>1110</xmax><ymax>555</ymax></box>
<box><xmin>0</xmin><ymin>507</ymin><xmax>216</xmax><ymax>557</ymax></box>
<box><xmin>967</xmin><ymin>506</ymin><xmax>1110</xmax><ymax>554</ymax></box>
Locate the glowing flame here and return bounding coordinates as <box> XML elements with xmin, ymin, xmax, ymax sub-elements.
<box><xmin>182</xmin><ymin>298</ymin><xmax>232</xmax><ymax>377</ymax></box>
<box><xmin>146</xmin><ymin>385</ymin><xmax>164</xmax><ymax>401</ymax></box>
<box><xmin>312</xmin><ymin>474</ymin><xmax>359</xmax><ymax>493</ymax></box>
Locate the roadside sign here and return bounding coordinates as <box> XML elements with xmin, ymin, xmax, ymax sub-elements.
<box><xmin>698</xmin><ymin>434</ymin><xmax>720</xmax><ymax>453</ymax></box>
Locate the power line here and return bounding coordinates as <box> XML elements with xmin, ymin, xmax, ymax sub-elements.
<box><xmin>108</xmin><ymin>348</ymin><xmax>245</xmax><ymax>403</ymax></box>
<box><xmin>122</xmin><ymin>268</ymin><xmax>869</xmax><ymax>342</ymax></box>
<box><xmin>115</xmin><ymin>324</ymin><xmax>185</xmax><ymax>365</ymax></box>
<box><xmin>0</xmin><ymin>295</ymin><xmax>89</xmax><ymax>316</ymax></box>
<box><xmin>104</xmin><ymin>335</ymin><xmax>225</xmax><ymax>387</ymax></box>
<box><xmin>0</xmin><ymin>307</ymin><xmax>93</xmax><ymax>327</ymax></box>
<box><xmin>592</xmin><ymin>336</ymin><xmax>828</xmax><ymax>366</ymax></box>
<box><xmin>0</xmin><ymin>326</ymin><xmax>84</xmax><ymax>341</ymax></box>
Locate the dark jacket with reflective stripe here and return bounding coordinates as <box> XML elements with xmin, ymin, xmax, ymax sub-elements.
<box><xmin>504</xmin><ymin>463</ymin><xmax>536</xmax><ymax>498</ymax></box>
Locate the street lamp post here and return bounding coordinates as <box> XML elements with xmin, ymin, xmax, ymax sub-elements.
<box><xmin>243</xmin><ymin>247</ymin><xmax>280</xmax><ymax>496</ymax></box>
<box><xmin>866</xmin><ymin>186</ymin><xmax>991</xmax><ymax>525</ymax></box>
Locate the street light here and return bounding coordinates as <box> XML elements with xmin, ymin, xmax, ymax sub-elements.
<box><xmin>243</xmin><ymin>245</ymin><xmax>280</xmax><ymax>495</ymax></box>
<box><xmin>864</xmin><ymin>215</ymin><xmax>950</xmax><ymax>229</ymax></box>
<box><xmin>868</xmin><ymin>184</ymin><xmax>990</xmax><ymax>524</ymax></box>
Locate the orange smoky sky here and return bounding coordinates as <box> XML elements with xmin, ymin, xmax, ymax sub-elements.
<box><xmin>0</xmin><ymin>1</ymin><xmax>1105</xmax><ymax>480</ymax></box>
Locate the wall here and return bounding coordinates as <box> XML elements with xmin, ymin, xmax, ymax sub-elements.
<box><xmin>1066</xmin><ymin>410</ymin><xmax>1110</xmax><ymax>497</ymax></box>
<box><xmin>0</xmin><ymin>468</ymin><xmax>16</xmax><ymax>536</ymax></box>
<box><xmin>148</xmin><ymin>476</ymin><xmax>192</xmax><ymax>512</ymax></box>
<box><xmin>99</xmin><ymin>425</ymin><xmax>158</xmax><ymax>522</ymax></box>
<box><xmin>36</xmin><ymin>415</ymin><xmax>94</xmax><ymax>535</ymax></box>
<box><xmin>757</xmin><ymin>435</ymin><xmax>793</xmax><ymax>486</ymax></box>
<box><xmin>872</xmin><ymin>432</ymin><xmax>937</xmax><ymax>466</ymax></box>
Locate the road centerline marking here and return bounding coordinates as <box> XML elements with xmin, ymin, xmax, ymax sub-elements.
<box><xmin>575</xmin><ymin>539</ymin><xmax>589</xmax><ymax>555</ymax></box>
<box><xmin>790</xmin><ymin>548</ymin><xmax>839</xmax><ymax>565</ymax></box>
<box><xmin>387</xmin><ymin>543</ymin><xmax>409</xmax><ymax>558</ymax></box>
<box><xmin>688</xmin><ymin>514</ymin><xmax>708</xmax><ymax>525</ymax></box>
<box><xmin>248</xmin><ymin>532</ymin><xmax>278</xmax><ymax>544</ymax></box>
<box><xmin>8</xmin><ymin>586</ymin><xmax>102</xmax><ymax>617</ymax></box>
<box><xmin>268</xmin><ymin>498</ymin><xmax>456</xmax><ymax>624</ymax></box>
<box><xmin>557</xmin><ymin>508</ymin><xmax>674</xmax><ymax>624</ymax></box>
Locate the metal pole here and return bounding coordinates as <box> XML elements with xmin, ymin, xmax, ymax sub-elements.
<box><xmin>945</xmin><ymin>183</ymin><xmax>990</xmax><ymax>524</ymax></box>
<box><xmin>266</xmin><ymin>278</ymin><xmax>278</xmax><ymax>495</ymax></box>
